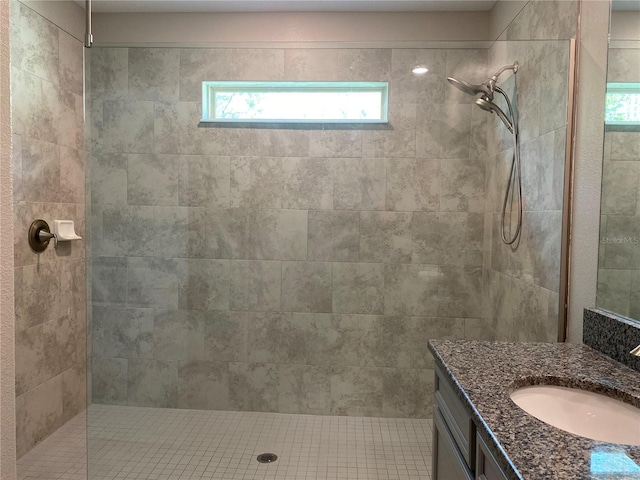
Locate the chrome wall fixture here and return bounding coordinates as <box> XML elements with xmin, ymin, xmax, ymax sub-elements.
<box><xmin>85</xmin><ymin>0</ymin><xmax>93</xmax><ymax>48</ymax></box>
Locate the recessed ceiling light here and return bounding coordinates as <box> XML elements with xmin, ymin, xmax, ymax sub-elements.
<box><xmin>412</xmin><ymin>66</ymin><xmax>429</xmax><ymax>75</ymax></box>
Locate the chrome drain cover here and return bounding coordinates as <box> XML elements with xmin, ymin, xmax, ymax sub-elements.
<box><xmin>257</xmin><ymin>453</ymin><xmax>278</xmax><ymax>464</ymax></box>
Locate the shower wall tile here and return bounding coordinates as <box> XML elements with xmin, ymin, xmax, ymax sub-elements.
<box><xmin>539</xmin><ymin>46</ymin><xmax>569</xmax><ymax>136</ymax></box>
<box><xmin>92</xmin><ymin>307</ymin><xmax>154</xmax><ymax>359</ymax></box>
<box><xmin>59</xmin><ymin>147</ymin><xmax>85</xmax><ymax>204</ymax></box>
<box><xmin>360</xmin><ymin>316</ymin><xmax>411</xmax><ymax>368</ymax></box>
<box><xmin>90</xmin><ymin>40</ymin><xmax>570</xmax><ymax>418</ymax></box>
<box><xmin>153</xmin><ymin>207</ymin><xmax>206</xmax><ymax>259</ymax></box>
<box><xmin>10</xmin><ymin>68</ymin><xmax>42</xmax><ymax>139</ymax></box>
<box><xmin>412</xmin><ymin>212</ymin><xmax>484</xmax><ymax>266</ymax></box>
<box><xmin>153</xmin><ymin>310</ymin><xmax>206</xmax><ymax>361</ymax></box>
<box><xmin>14</xmin><ymin>262</ymin><xmax>61</xmax><ymax>330</ymax></box>
<box><xmin>336</xmin><ymin>49</ymin><xmax>391</xmax><ymax>81</ymax></box>
<box><xmin>127</xmin><ymin>154</ymin><xmax>179</xmax><ymax>206</ymax></box>
<box><xmin>127</xmin><ymin>359</ymin><xmax>179</xmax><ymax>407</ymax></box>
<box><xmin>229</xmin><ymin>260</ymin><xmax>282</xmax><ymax>311</ymax></box>
<box><xmin>128</xmin><ymin>48</ymin><xmax>180</xmax><ymax>101</ymax></box>
<box><xmin>309</xmin><ymin>130</ymin><xmax>362</xmax><ymax>158</ymax></box>
<box><xmin>177</xmin><ymin>361</ymin><xmax>229</xmax><ymax>410</ymax></box>
<box><xmin>359</xmin><ymin>211</ymin><xmax>413</xmax><ymax>263</ymax></box>
<box><xmin>383</xmin><ymin>264</ymin><xmax>439</xmax><ymax>316</ymax></box>
<box><xmin>204</xmin><ymin>311</ymin><xmax>249</xmax><ymax>363</ymax></box>
<box><xmin>608</xmin><ymin>49</ymin><xmax>640</xmax><ymax>83</ymax></box>
<box><xmin>440</xmin><ymin>157</ymin><xmax>485</xmax><ymax>213</ymax></box>
<box><xmin>228</xmin><ymin>362</ymin><xmax>280</xmax><ymax>412</ymax></box>
<box><xmin>12</xmin><ymin>4</ymin><xmax>88</xmax><ymax>455</ymax></box>
<box><xmin>307</xmin><ymin>211</ymin><xmax>360</xmax><ymax>262</ymax></box>
<box><xmin>410</xmin><ymin>317</ymin><xmax>465</xmax><ymax>369</ymax></box>
<box><xmin>610</xmin><ymin>132</ymin><xmax>640</xmax><ymax>161</ymax></box>
<box><xmin>417</xmin><ymin>104</ymin><xmax>472</xmax><ymax>160</ymax></box>
<box><xmin>438</xmin><ymin>265</ymin><xmax>483</xmax><ymax>318</ymax></box>
<box><xmin>21</xmin><ymin>137</ymin><xmax>60</xmax><ymax>203</ymax></box>
<box><xmin>205</xmin><ymin>208</ymin><xmax>251</xmax><ymax>259</ymax></box>
<box><xmin>444</xmin><ymin>49</ymin><xmax>488</xmax><ymax>105</ymax></box>
<box><xmin>249</xmin><ymin>209</ymin><xmax>308</xmax><ymax>260</ymax></box>
<box><xmin>334</xmin><ymin>158</ymin><xmax>386</xmax><ymax>210</ymax></box>
<box><xmin>284</xmin><ymin>49</ymin><xmax>339</xmax><ymax>81</ymax></box>
<box><xmin>58</xmin><ymin>30</ymin><xmax>83</xmax><ymax>97</ymax></box>
<box><xmin>305</xmin><ymin>314</ymin><xmax>361</xmax><ymax>366</ymax></box>
<box><xmin>178</xmin><ymin>259</ymin><xmax>230</xmax><ymax>310</ymax></box>
<box><xmin>362</xmin><ymin>105</ymin><xmax>417</xmax><ymax>159</ymax></box>
<box><xmin>330</xmin><ymin>366</ymin><xmax>383</xmax><ymax>417</ymax></box>
<box><xmin>15</xmin><ymin>376</ymin><xmax>63</xmax><ymax>458</ymax></box>
<box><xmin>92</xmin><ymin>257</ymin><xmax>128</xmax><ymax>306</ymax></box>
<box><xmin>10</xmin><ymin>2</ymin><xmax>59</xmax><ymax>84</ymax></box>
<box><xmin>281</xmin><ymin>262</ymin><xmax>333</xmax><ymax>313</ymax></box>
<box><xmin>99</xmin><ymin>100</ymin><xmax>155</xmax><ymax>154</ymax></box>
<box><xmin>247</xmin><ymin>312</ymin><xmax>308</xmax><ymax>364</ymax></box>
<box><xmin>179</xmin><ymin>48</ymin><xmax>234</xmax><ymax>101</ymax></box>
<box><xmin>126</xmin><ymin>257</ymin><xmax>186</xmax><ymax>309</ymax></box>
<box><xmin>390</xmin><ymin>49</ymin><xmax>446</xmax><ymax>105</ymax></box>
<box><xmin>91</xmin><ymin>357</ymin><xmax>128</xmax><ymax>405</ymax></box>
<box><xmin>332</xmin><ymin>262</ymin><xmax>384</xmax><ymax>314</ymax></box>
<box><xmin>179</xmin><ymin>155</ymin><xmax>230</xmax><ymax>208</ymax></box>
<box><xmin>282</xmin><ymin>157</ymin><xmax>334</xmax><ymax>210</ymax></box>
<box><xmin>101</xmin><ymin>205</ymin><xmax>154</xmax><ymax>257</ymax></box>
<box><xmin>230</xmin><ymin>49</ymin><xmax>285</xmax><ymax>81</ymax></box>
<box><xmin>386</xmin><ymin>158</ymin><xmax>439</xmax><ymax>212</ymax></box>
<box><xmin>597</xmin><ymin>269</ymin><xmax>631</xmax><ymax>317</ymax></box>
<box><xmin>382</xmin><ymin>368</ymin><xmax>433</xmax><ymax>418</ymax></box>
<box><xmin>230</xmin><ymin>156</ymin><xmax>284</xmax><ymax>209</ymax></box>
<box><xmin>91</xmin><ymin>47</ymin><xmax>128</xmax><ymax>101</ymax></box>
<box><xmin>278</xmin><ymin>364</ymin><xmax>332</xmax><ymax>415</ymax></box>
<box><xmin>154</xmin><ymin>101</ymin><xmax>206</xmax><ymax>155</ymax></box>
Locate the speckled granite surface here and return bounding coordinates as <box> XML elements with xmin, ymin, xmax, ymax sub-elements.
<box><xmin>429</xmin><ymin>340</ymin><xmax>640</xmax><ymax>480</ymax></box>
<box><xmin>584</xmin><ymin>308</ymin><xmax>640</xmax><ymax>372</ymax></box>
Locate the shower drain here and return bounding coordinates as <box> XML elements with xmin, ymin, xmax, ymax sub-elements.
<box><xmin>257</xmin><ymin>453</ymin><xmax>278</xmax><ymax>464</ymax></box>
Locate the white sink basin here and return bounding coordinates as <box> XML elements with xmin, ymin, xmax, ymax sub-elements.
<box><xmin>510</xmin><ymin>385</ymin><xmax>640</xmax><ymax>445</ymax></box>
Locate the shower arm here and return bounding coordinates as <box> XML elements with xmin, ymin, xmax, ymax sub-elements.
<box><xmin>488</xmin><ymin>62</ymin><xmax>519</xmax><ymax>90</ymax></box>
<box><xmin>84</xmin><ymin>0</ymin><xmax>93</xmax><ymax>48</ymax></box>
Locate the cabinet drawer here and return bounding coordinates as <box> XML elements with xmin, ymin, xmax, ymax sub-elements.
<box><xmin>476</xmin><ymin>433</ymin><xmax>509</xmax><ymax>480</ymax></box>
<box><xmin>433</xmin><ymin>407</ymin><xmax>474</xmax><ymax>480</ymax></box>
<box><xmin>435</xmin><ymin>366</ymin><xmax>474</xmax><ymax>468</ymax></box>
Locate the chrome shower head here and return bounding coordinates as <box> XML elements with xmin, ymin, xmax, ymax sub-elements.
<box><xmin>446</xmin><ymin>77</ymin><xmax>492</xmax><ymax>98</ymax></box>
<box><xmin>475</xmin><ymin>97</ymin><xmax>513</xmax><ymax>133</ymax></box>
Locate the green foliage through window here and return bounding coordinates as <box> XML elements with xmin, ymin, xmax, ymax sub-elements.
<box><xmin>202</xmin><ymin>81</ymin><xmax>389</xmax><ymax>123</ymax></box>
<box><xmin>605</xmin><ymin>83</ymin><xmax>640</xmax><ymax>125</ymax></box>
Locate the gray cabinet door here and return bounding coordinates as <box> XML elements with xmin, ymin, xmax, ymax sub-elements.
<box><xmin>433</xmin><ymin>407</ymin><xmax>474</xmax><ymax>480</ymax></box>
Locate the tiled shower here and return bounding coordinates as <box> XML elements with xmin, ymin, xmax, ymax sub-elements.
<box><xmin>9</xmin><ymin>0</ymin><xmax>578</xmax><ymax>477</ymax></box>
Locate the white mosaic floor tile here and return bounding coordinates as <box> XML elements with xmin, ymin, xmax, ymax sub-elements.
<box><xmin>18</xmin><ymin>405</ymin><xmax>433</xmax><ymax>480</ymax></box>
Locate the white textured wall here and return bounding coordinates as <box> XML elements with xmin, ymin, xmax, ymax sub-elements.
<box><xmin>0</xmin><ymin>0</ymin><xmax>17</xmax><ymax>477</ymax></box>
<box><xmin>92</xmin><ymin>11</ymin><xmax>490</xmax><ymax>45</ymax></box>
<box><xmin>567</xmin><ymin>0</ymin><xmax>611</xmax><ymax>343</ymax></box>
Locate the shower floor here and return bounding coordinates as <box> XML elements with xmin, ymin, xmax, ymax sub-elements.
<box><xmin>18</xmin><ymin>405</ymin><xmax>433</xmax><ymax>480</ymax></box>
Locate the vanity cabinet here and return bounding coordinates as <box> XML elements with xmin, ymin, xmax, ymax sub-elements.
<box><xmin>433</xmin><ymin>367</ymin><xmax>509</xmax><ymax>480</ymax></box>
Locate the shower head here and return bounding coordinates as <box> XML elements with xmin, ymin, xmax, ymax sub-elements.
<box><xmin>446</xmin><ymin>77</ymin><xmax>492</xmax><ymax>98</ymax></box>
<box><xmin>476</xmin><ymin>97</ymin><xmax>513</xmax><ymax>133</ymax></box>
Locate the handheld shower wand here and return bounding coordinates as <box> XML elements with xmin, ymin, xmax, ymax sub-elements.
<box><xmin>447</xmin><ymin>63</ymin><xmax>522</xmax><ymax>246</ymax></box>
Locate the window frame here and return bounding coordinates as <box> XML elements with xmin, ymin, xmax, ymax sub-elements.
<box><xmin>605</xmin><ymin>82</ymin><xmax>640</xmax><ymax>126</ymax></box>
<box><xmin>201</xmin><ymin>81</ymin><xmax>389</xmax><ymax>124</ymax></box>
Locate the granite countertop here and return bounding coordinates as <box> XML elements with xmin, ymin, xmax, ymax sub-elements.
<box><xmin>428</xmin><ymin>340</ymin><xmax>640</xmax><ymax>480</ymax></box>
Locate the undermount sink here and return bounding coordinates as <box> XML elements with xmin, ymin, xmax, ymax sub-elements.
<box><xmin>510</xmin><ymin>385</ymin><xmax>640</xmax><ymax>446</ymax></box>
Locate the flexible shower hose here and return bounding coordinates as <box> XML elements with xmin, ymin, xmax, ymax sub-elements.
<box><xmin>495</xmin><ymin>86</ymin><xmax>523</xmax><ymax>245</ymax></box>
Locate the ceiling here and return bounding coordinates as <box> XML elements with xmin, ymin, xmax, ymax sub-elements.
<box><xmin>80</xmin><ymin>0</ymin><xmax>498</xmax><ymax>13</ymax></box>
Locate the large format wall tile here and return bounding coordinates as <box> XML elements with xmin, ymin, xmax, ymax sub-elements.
<box><xmin>89</xmin><ymin>40</ymin><xmax>568</xmax><ymax>419</ymax></box>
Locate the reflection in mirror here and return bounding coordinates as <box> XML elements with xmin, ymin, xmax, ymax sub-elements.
<box><xmin>596</xmin><ymin>0</ymin><xmax>640</xmax><ymax>321</ymax></box>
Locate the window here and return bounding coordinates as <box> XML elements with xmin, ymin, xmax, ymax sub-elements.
<box><xmin>201</xmin><ymin>81</ymin><xmax>389</xmax><ymax>124</ymax></box>
<box><xmin>605</xmin><ymin>82</ymin><xmax>640</xmax><ymax>125</ymax></box>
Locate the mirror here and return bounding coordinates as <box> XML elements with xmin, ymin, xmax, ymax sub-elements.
<box><xmin>596</xmin><ymin>0</ymin><xmax>640</xmax><ymax>320</ymax></box>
